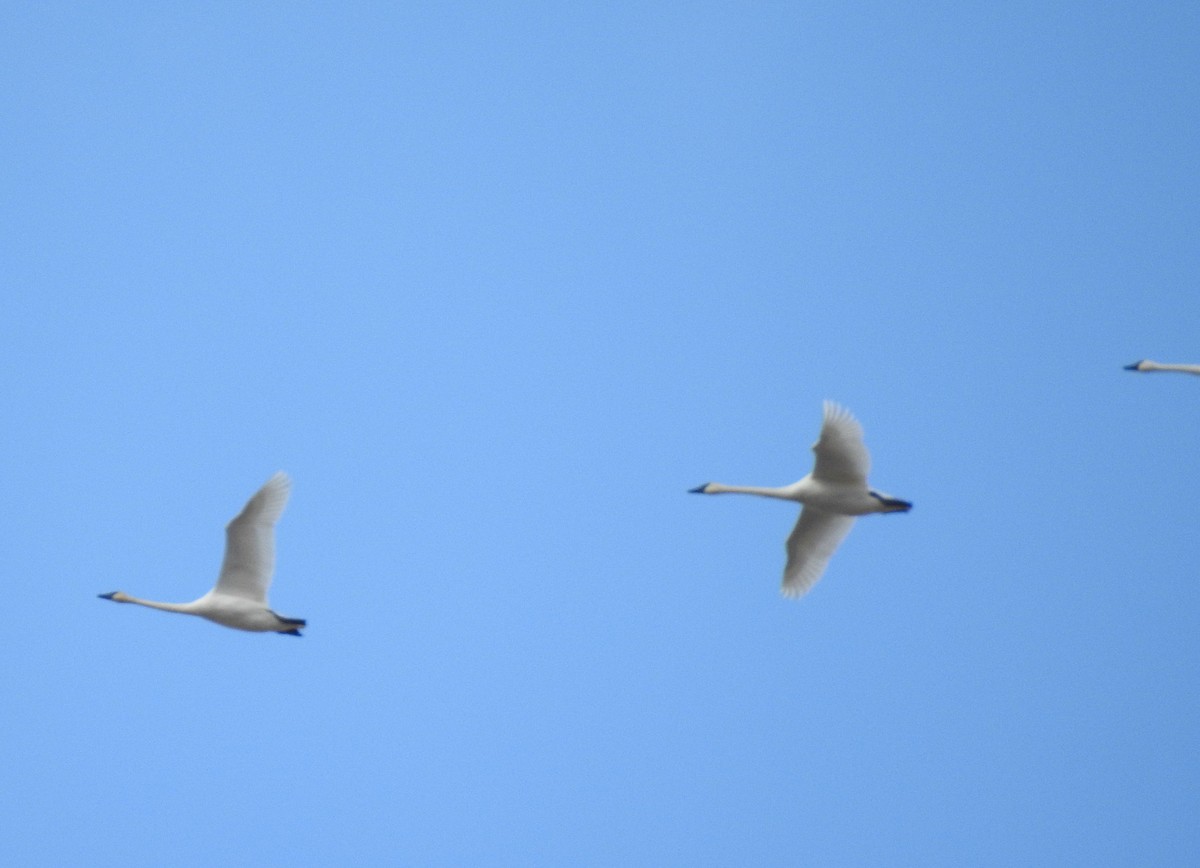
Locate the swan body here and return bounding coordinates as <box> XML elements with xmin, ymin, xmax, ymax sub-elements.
<box><xmin>1124</xmin><ymin>359</ymin><xmax>1200</xmax><ymax>376</ymax></box>
<box><xmin>690</xmin><ymin>402</ymin><xmax>910</xmax><ymax>598</ymax></box>
<box><xmin>98</xmin><ymin>472</ymin><xmax>305</xmax><ymax>636</ymax></box>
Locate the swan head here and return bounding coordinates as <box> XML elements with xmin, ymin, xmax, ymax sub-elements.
<box><xmin>1124</xmin><ymin>360</ymin><xmax>1148</xmax><ymax>371</ymax></box>
<box><xmin>98</xmin><ymin>591</ymin><xmax>130</xmax><ymax>602</ymax></box>
<box><xmin>688</xmin><ymin>483</ymin><xmax>711</xmax><ymax>494</ymax></box>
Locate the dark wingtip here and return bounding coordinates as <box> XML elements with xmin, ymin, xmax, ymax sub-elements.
<box><xmin>870</xmin><ymin>492</ymin><xmax>912</xmax><ymax>512</ymax></box>
<box><xmin>97</xmin><ymin>591</ymin><xmax>118</xmax><ymax>600</ymax></box>
<box><xmin>268</xmin><ymin>609</ymin><xmax>305</xmax><ymax>628</ymax></box>
<box><xmin>279</xmin><ymin>629</ymin><xmax>303</xmax><ymax>637</ymax></box>
<box><xmin>1124</xmin><ymin>361</ymin><xmax>1143</xmax><ymax>371</ymax></box>
<box><xmin>688</xmin><ymin>483</ymin><xmax>710</xmax><ymax>494</ymax></box>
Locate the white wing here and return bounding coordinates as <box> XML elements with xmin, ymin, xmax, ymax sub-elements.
<box><xmin>213</xmin><ymin>472</ymin><xmax>292</xmax><ymax>603</ymax></box>
<box><xmin>782</xmin><ymin>506</ymin><xmax>856</xmax><ymax>598</ymax></box>
<box><xmin>810</xmin><ymin>401</ymin><xmax>870</xmax><ymax>485</ymax></box>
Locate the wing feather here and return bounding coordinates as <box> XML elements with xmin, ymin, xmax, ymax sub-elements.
<box><xmin>782</xmin><ymin>506</ymin><xmax>856</xmax><ymax>598</ymax></box>
<box><xmin>810</xmin><ymin>401</ymin><xmax>870</xmax><ymax>485</ymax></box>
<box><xmin>214</xmin><ymin>472</ymin><xmax>291</xmax><ymax>603</ymax></box>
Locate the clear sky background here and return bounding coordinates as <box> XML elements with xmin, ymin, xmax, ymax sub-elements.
<box><xmin>3</xmin><ymin>2</ymin><xmax>1198</xmax><ymax>865</ymax></box>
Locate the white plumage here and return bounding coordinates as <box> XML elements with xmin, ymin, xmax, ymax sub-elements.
<box><xmin>690</xmin><ymin>402</ymin><xmax>911</xmax><ymax>598</ymax></box>
<box><xmin>1124</xmin><ymin>359</ymin><xmax>1200</xmax><ymax>376</ymax></box>
<box><xmin>98</xmin><ymin>472</ymin><xmax>306</xmax><ymax>635</ymax></box>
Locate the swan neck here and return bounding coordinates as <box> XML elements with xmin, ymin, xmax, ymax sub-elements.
<box><xmin>122</xmin><ymin>595</ymin><xmax>196</xmax><ymax>615</ymax></box>
<box><xmin>705</xmin><ymin>482</ymin><xmax>795</xmax><ymax>499</ymax></box>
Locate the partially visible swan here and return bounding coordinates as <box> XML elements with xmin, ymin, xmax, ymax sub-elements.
<box><xmin>690</xmin><ymin>402</ymin><xmax>911</xmax><ymax>598</ymax></box>
<box><xmin>1124</xmin><ymin>359</ymin><xmax>1200</xmax><ymax>376</ymax></box>
<box><xmin>99</xmin><ymin>472</ymin><xmax>306</xmax><ymax>635</ymax></box>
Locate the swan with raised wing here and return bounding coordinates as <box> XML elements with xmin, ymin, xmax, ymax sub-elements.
<box><xmin>690</xmin><ymin>402</ymin><xmax>911</xmax><ymax>598</ymax></box>
<box><xmin>98</xmin><ymin>471</ymin><xmax>306</xmax><ymax>635</ymax></box>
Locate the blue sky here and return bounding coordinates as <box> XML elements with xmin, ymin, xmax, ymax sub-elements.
<box><xmin>3</xmin><ymin>2</ymin><xmax>1199</xmax><ymax>865</ymax></box>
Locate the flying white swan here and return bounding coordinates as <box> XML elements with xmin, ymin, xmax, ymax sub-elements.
<box><xmin>1124</xmin><ymin>359</ymin><xmax>1200</xmax><ymax>376</ymax></box>
<box><xmin>98</xmin><ymin>471</ymin><xmax>306</xmax><ymax>635</ymax></box>
<box><xmin>690</xmin><ymin>401</ymin><xmax>911</xmax><ymax>598</ymax></box>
